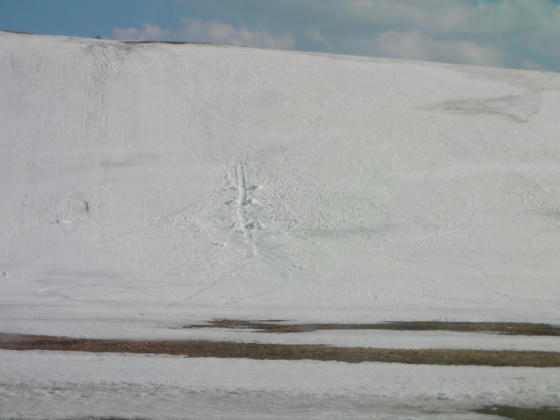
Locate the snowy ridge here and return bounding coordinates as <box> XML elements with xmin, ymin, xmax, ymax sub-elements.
<box><xmin>1</xmin><ymin>30</ymin><xmax>560</xmax><ymax>328</ymax></box>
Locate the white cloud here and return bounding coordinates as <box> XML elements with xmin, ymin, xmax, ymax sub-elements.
<box><xmin>330</xmin><ymin>0</ymin><xmax>560</xmax><ymax>69</ymax></box>
<box><xmin>178</xmin><ymin>18</ymin><xmax>296</xmax><ymax>49</ymax></box>
<box><xmin>342</xmin><ymin>0</ymin><xmax>560</xmax><ymax>37</ymax></box>
<box><xmin>372</xmin><ymin>31</ymin><xmax>504</xmax><ymax>67</ymax></box>
<box><xmin>112</xmin><ymin>19</ymin><xmax>295</xmax><ymax>50</ymax></box>
<box><xmin>342</xmin><ymin>0</ymin><xmax>473</xmax><ymax>34</ymax></box>
<box><xmin>112</xmin><ymin>23</ymin><xmax>171</xmax><ymax>42</ymax></box>
<box><xmin>110</xmin><ymin>1</ymin><xmax>560</xmax><ymax>70</ymax></box>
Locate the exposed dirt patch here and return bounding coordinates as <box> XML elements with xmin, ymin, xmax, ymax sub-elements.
<box><xmin>1</xmin><ymin>333</ymin><xmax>559</xmax><ymax>367</ymax></box>
<box><xmin>474</xmin><ymin>405</ymin><xmax>560</xmax><ymax>419</ymax></box>
<box><xmin>65</xmin><ymin>418</ymin><xmax>149</xmax><ymax>420</ymax></box>
<box><xmin>185</xmin><ymin>319</ymin><xmax>560</xmax><ymax>336</ymax></box>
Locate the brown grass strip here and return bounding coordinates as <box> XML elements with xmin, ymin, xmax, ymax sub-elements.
<box><xmin>1</xmin><ymin>333</ymin><xmax>559</xmax><ymax>367</ymax></box>
<box><xmin>474</xmin><ymin>406</ymin><xmax>560</xmax><ymax>420</ymax></box>
<box><xmin>186</xmin><ymin>319</ymin><xmax>560</xmax><ymax>336</ymax></box>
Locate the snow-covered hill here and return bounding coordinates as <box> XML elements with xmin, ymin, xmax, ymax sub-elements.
<box><xmin>1</xmin><ymin>31</ymin><xmax>560</xmax><ymax>333</ymax></box>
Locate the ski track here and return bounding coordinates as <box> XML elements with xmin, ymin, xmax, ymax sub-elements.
<box><xmin>219</xmin><ymin>159</ymin><xmax>296</xmax><ymax>304</ymax></box>
<box><xmin>232</xmin><ymin>160</ymin><xmax>262</xmax><ymax>251</ymax></box>
<box><xmin>234</xmin><ymin>160</ymin><xmax>251</xmax><ymax>238</ymax></box>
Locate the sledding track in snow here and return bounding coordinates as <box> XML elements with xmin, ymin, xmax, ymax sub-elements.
<box><xmin>232</xmin><ymin>160</ymin><xmax>261</xmax><ymax>241</ymax></box>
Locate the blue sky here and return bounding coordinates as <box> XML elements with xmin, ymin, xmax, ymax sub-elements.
<box><xmin>2</xmin><ymin>0</ymin><xmax>560</xmax><ymax>71</ymax></box>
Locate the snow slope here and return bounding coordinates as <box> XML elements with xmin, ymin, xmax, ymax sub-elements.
<box><xmin>1</xmin><ymin>31</ymin><xmax>560</xmax><ymax>331</ymax></box>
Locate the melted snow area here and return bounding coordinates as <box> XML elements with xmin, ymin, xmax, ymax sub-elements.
<box><xmin>1</xmin><ymin>31</ymin><xmax>560</xmax><ymax>418</ymax></box>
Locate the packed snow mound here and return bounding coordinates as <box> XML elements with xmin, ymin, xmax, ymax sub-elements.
<box><xmin>1</xmin><ymin>31</ymin><xmax>560</xmax><ymax>326</ymax></box>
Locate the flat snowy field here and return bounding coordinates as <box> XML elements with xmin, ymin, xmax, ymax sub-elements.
<box><xmin>1</xmin><ymin>31</ymin><xmax>560</xmax><ymax>418</ymax></box>
<box><xmin>2</xmin><ymin>350</ymin><xmax>559</xmax><ymax>419</ymax></box>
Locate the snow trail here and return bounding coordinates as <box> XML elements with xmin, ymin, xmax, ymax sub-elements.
<box><xmin>234</xmin><ymin>160</ymin><xmax>251</xmax><ymax>236</ymax></box>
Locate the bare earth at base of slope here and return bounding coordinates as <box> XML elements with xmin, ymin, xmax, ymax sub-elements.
<box><xmin>1</xmin><ymin>332</ymin><xmax>559</xmax><ymax>367</ymax></box>
<box><xmin>185</xmin><ymin>319</ymin><xmax>560</xmax><ymax>336</ymax></box>
<box><xmin>473</xmin><ymin>405</ymin><xmax>560</xmax><ymax>420</ymax></box>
